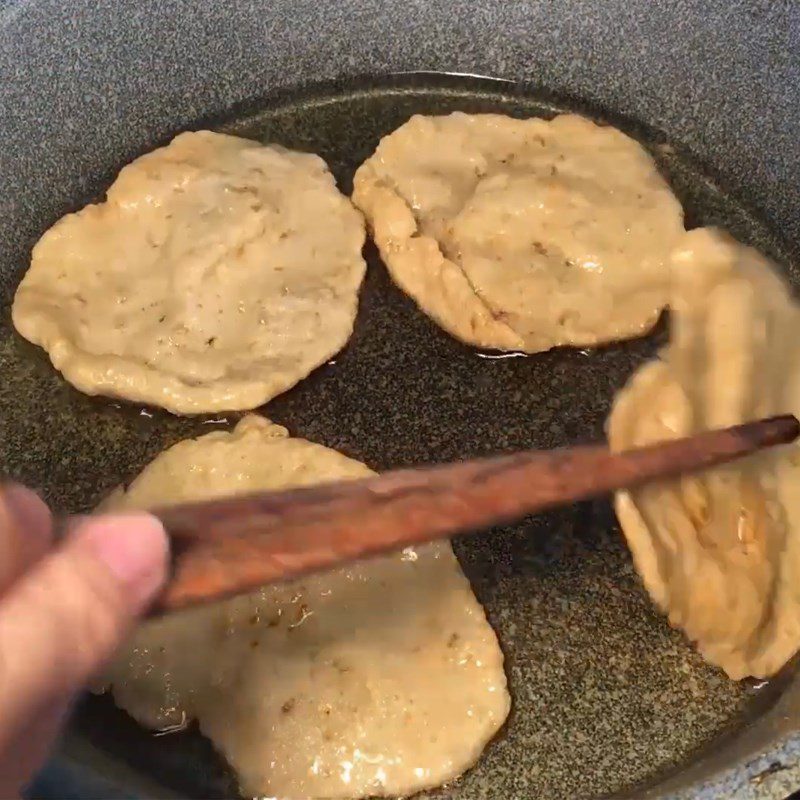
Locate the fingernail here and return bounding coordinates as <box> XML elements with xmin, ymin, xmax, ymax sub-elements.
<box><xmin>80</xmin><ymin>514</ymin><xmax>170</xmax><ymax>608</ymax></box>
<box><xmin>2</xmin><ymin>483</ymin><xmax>51</xmax><ymax>534</ymax></box>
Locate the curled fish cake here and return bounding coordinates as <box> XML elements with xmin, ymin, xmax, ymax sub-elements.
<box><xmin>608</xmin><ymin>228</ymin><xmax>800</xmax><ymax>679</ymax></box>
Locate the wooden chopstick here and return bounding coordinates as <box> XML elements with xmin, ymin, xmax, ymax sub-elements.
<box><xmin>128</xmin><ymin>414</ymin><xmax>798</xmax><ymax>614</ymax></box>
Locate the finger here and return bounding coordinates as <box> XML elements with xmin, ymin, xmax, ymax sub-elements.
<box><xmin>0</xmin><ymin>484</ymin><xmax>53</xmax><ymax>593</ymax></box>
<box><xmin>0</xmin><ymin>513</ymin><xmax>168</xmax><ymax>758</ymax></box>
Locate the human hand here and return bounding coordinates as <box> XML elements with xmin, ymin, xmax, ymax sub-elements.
<box><xmin>0</xmin><ymin>484</ymin><xmax>169</xmax><ymax>798</ymax></box>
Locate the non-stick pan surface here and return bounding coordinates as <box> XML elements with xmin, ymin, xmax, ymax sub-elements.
<box><xmin>1</xmin><ymin>74</ymin><xmax>799</xmax><ymax>799</ymax></box>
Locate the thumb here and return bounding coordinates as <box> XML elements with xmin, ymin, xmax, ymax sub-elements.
<box><xmin>0</xmin><ymin>513</ymin><xmax>169</xmax><ymax>737</ymax></box>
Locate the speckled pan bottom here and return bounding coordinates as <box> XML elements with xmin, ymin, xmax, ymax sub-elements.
<box><xmin>1</xmin><ymin>74</ymin><xmax>797</xmax><ymax>800</ymax></box>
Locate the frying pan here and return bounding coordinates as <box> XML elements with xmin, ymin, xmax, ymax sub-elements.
<box><xmin>1</xmin><ymin>1</ymin><xmax>799</xmax><ymax>798</ymax></box>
